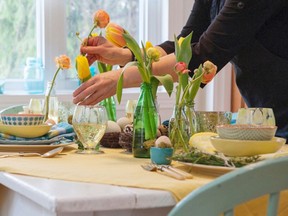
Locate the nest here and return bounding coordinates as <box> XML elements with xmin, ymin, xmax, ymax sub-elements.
<box><xmin>119</xmin><ymin>132</ymin><xmax>133</xmax><ymax>153</ymax></box>
<box><xmin>100</xmin><ymin>132</ymin><xmax>121</xmax><ymax>148</ymax></box>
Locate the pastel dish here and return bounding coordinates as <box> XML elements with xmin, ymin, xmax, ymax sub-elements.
<box><xmin>210</xmin><ymin>136</ymin><xmax>285</xmax><ymax>157</ymax></box>
<box><xmin>216</xmin><ymin>124</ymin><xmax>277</xmax><ymax>140</ymax></box>
<box><xmin>0</xmin><ymin>123</ymin><xmax>52</xmax><ymax>138</ymax></box>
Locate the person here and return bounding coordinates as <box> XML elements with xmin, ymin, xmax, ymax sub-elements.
<box><xmin>73</xmin><ymin>0</ymin><xmax>288</xmax><ymax>140</ymax></box>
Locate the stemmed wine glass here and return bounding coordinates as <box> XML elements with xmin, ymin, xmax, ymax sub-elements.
<box><xmin>72</xmin><ymin>104</ymin><xmax>107</xmax><ymax>154</ymax></box>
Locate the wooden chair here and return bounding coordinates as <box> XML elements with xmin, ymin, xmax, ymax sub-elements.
<box><xmin>168</xmin><ymin>156</ymin><xmax>288</xmax><ymax>216</ymax></box>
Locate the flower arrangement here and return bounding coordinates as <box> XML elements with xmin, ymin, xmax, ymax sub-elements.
<box><xmin>116</xmin><ymin>33</ymin><xmax>174</xmax><ymax>158</ymax></box>
<box><xmin>43</xmin><ymin>55</ymin><xmax>71</xmax><ymax>122</ymax></box>
<box><xmin>170</xmin><ymin>33</ymin><xmax>217</xmax><ymax>152</ymax></box>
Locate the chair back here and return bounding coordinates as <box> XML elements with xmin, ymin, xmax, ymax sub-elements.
<box><xmin>168</xmin><ymin>156</ymin><xmax>288</xmax><ymax>216</ymax></box>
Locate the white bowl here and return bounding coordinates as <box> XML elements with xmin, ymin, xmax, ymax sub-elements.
<box><xmin>216</xmin><ymin>124</ymin><xmax>277</xmax><ymax>140</ymax></box>
<box><xmin>210</xmin><ymin>136</ymin><xmax>285</xmax><ymax>157</ymax></box>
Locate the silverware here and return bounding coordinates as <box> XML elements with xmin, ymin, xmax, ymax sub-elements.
<box><xmin>160</xmin><ymin>165</ymin><xmax>194</xmax><ymax>179</ymax></box>
<box><xmin>0</xmin><ymin>147</ymin><xmax>64</xmax><ymax>158</ymax></box>
<box><xmin>141</xmin><ymin>163</ymin><xmax>186</xmax><ymax>180</ymax></box>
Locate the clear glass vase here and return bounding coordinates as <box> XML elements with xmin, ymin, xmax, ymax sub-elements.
<box><xmin>133</xmin><ymin>82</ymin><xmax>158</xmax><ymax>158</ymax></box>
<box><xmin>169</xmin><ymin>103</ymin><xmax>197</xmax><ymax>153</ymax></box>
<box><xmin>100</xmin><ymin>96</ymin><xmax>117</xmax><ymax>122</ymax></box>
<box><xmin>43</xmin><ymin>81</ymin><xmax>59</xmax><ymax>123</ymax></box>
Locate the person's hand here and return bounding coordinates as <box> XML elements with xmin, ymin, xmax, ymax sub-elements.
<box><xmin>81</xmin><ymin>36</ymin><xmax>132</xmax><ymax>66</ymax></box>
<box><xmin>73</xmin><ymin>70</ymin><xmax>120</xmax><ymax>105</ymax></box>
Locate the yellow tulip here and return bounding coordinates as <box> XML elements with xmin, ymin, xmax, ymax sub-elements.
<box><xmin>105</xmin><ymin>22</ymin><xmax>127</xmax><ymax>47</ymax></box>
<box><xmin>145</xmin><ymin>41</ymin><xmax>153</xmax><ymax>51</ymax></box>
<box><xmin>147</xmin><ymin>47</ymin><xmax>160</xmax><ymax>62</ymax></box>
<box><xmin>75</xmin><ymin>55</ymin><xmax>91</xmax><ymax>83</ymax></box>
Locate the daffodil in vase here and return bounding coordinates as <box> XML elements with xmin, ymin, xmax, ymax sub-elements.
<box><xmin>169</xmin><ymin>32</ymin><xmax>217</xmax><ymax>153</ymax></box>
<box><xmin>43</xmin><ymin>55</ymin><xmax>71</xmax><ymax>122</ymax></box>
<box><xmin>117</xmin><ymin>35</ymin><xmax>174</xmax><ymax>158</ymax></box>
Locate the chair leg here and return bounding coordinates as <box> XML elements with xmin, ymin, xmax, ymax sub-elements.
<box><xmin>267</xmin><ymin>192</ymin><xmax>280</xmax><ymax>216</ymax></box>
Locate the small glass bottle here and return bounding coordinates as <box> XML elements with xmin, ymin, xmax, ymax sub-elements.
<box><xmin>23</xmin><ymin>57</ymin><xmax>44</xmax><ymax>94</ymax></box>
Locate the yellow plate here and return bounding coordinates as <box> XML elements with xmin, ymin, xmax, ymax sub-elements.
<box><xmin>210</xmin><ymin>136</ymin><xmax>286</xmax><ymax>157</ymax></box>
<box><xmin>0</xmin><ymin>123</ymin><xmax>52</xmax><ymax>138</ymax></box>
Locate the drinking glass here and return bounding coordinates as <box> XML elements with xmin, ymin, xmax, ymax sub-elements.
<box><xmin>236</xmin><ymin>108</ymin><xmax>275</xmax><ymax>126</ymax></box>
<box><xmin>196</xmin><ymin>111</ymin><xmax>232</xmax><ymax>133</ymax></box>
<box><xmin>72</xmin><ymin>104</ymin><xmax>108</xmax><ymax>154</ymax></box>
<box><xmin>28</xmin><ymin>98</ymin><xmax>43</xmax><ymax>114</ymax></box>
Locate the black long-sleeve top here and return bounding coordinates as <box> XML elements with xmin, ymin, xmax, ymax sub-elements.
<box><xmin>158</xmin><ymin>0</ymin><xmax>288</xmax><ymax>140</ymax></box>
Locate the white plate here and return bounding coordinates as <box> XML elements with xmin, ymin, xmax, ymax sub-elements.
<box><xmin>0</xmin><ymin>142</ymin><xmax>74</xmax><ymax>153</ymax></box>
<box><xmin>179</xmin><ymin>162</ymin><xmax>235</xmax><ymax>177</ymax></box>
<box><xmin>0</xmin><ymin>123</ymin><xmax>52</xmax><ymax>138</ymax></box>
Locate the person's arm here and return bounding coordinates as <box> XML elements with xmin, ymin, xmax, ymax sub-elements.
<box><xmin>189</xmin><ymin>0</ymin><xmax>284</xmax><ymax>72</ymax></box>
<box><xmin>72</xmin><ymin>53</ymin><xmax>178</xmax><ymax>105</ymax></box>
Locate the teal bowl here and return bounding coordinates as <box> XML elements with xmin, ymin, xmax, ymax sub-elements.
<box><xmin>150</xmin><ymin>147</ymin><xmax>174</xmax><ymax>165</ymax></box>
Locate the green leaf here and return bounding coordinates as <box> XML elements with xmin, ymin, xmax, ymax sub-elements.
<box><xmin>178</xmin><ymin>32</ymin><xmax>193</xmax><ymax>65</ymax></box>
<box><xmin>188</xmin><ymin>65</ymin><xmax>203</xmax><ymax>102</ymax></box>
<box><xmin>116</xmin><ymin>61</ymin><xmax>138</xmax><ymax>104</ymax></box>
<box><xmin>97</xmin><ymin>62</ymin><xmax>107</xmax><ymax>73</ymax></box>
<box><xmin>123</xmin><ymin>33</ymin><xmax>144</xmax><ymax>66</ymax></box>
<box><xmin>150</xmin><ymin>76</ymin><xmax>159</xmax><ymax>100</ymax></box>
<box><xmin>116</xmin><ymin>72</ymin><xmax>124</xmax><ymax>104</ymax></box>
<box><xmin>174</xmin><ymin>35</ymin><xmax>180</xmax><ymax>61</ymax></box>
<box><xmin>152</xmin><ymin>74</ymin><xmax>174</xmax><ymax>96</ymax></box>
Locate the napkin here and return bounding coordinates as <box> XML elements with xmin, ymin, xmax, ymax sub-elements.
<box><xmin>0</xmin><ymin>122</ymin><xmax>75</xmax><ymax>142</ymax></box>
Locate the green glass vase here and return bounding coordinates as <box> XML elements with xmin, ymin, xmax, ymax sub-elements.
<box><xmin>133</xmin><ymin>82</ymin><xmax>158</xmax><ymax>158</ymax></box>
<box><xmin>100</xmin><ymin>96</ymin><xmax>116</xmax><ymax>122</ymax></box>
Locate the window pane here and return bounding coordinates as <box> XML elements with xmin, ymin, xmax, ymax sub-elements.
<box><xmin>66</xmin><ymin>0</ymin><xmax>139</xmax><ymax>78</ymax></box>
<box><xmin>0</xmin><ymin>0</ymin><xmax>36</xmax><ymax>80</ymax></box>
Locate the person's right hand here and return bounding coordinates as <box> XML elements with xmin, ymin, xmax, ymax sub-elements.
<box><xmin>81</xmin><ymin>36</ymin><xmax>132</xmax><ymax>66</ymax></box>
<box><xmin>73</xmin><ymin>69</ymin><xmax>120</xmax><ymax>105</ymax></box>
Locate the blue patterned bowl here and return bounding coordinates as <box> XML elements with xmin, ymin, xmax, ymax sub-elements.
<box><xmin>0</xmin><ymin>114</ymin><xmax>44</xmax><ymax>126</ymax></box>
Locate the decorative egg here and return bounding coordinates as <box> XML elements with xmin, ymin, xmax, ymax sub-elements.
<box><xmin>105</xmin><ymin>120</ymin><xmax>121</xmax><ymax>133</ymax></box>
<box><xmin>117</xmin><ymin>117</ymin><xmax>132</xmax><ymax>131</ymax></box>
<box><xmin>155</xmin><ymin>136</ymin><xmax>172</xmax><ymax>148</ymax></box>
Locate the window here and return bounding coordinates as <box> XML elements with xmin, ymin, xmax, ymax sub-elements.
<box><xmin>0</xmin><ymin>0</ymin><xmax>37</xmax><ymax>92</ymax></box>
<box><xmin>1</xmin><ymin>0</ymin><xmax>142</xmax><ymax>95</ymax></box>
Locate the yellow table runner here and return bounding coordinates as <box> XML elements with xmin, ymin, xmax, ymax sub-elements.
<box><xmin>0</xmin><ymin>145</ymin><xmax>213</xmax><ymax>201</ymax></box>
<box><xmin>1</xmin><ymin>144</ymin><xmax>288</xmax><ymax>215</ymax></box>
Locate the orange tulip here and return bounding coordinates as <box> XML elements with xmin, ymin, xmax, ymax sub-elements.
<box><xmin>202</xmin><ymin>61</ymin><xmax>217</xmax><ymax>84</ymax></box>
<box><xmin>105</xmin><ymin>22</ymin><xmax>127</xmax><ymax>47</ymax></box>
<box><xmin>93</xmin><ymin>10</ymin><xmax>110</xmax><ymax>28</ymax></box>
<box><xmin>55</xmin><ymin>55</ymin><xmax>71</xmax><ymax>70</ymax></box>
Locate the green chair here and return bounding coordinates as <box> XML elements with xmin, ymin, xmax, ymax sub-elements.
<box><xmin>168</xmin><ymin>156</ymin><xmax>288</xmax><ymax>216</ymax></box>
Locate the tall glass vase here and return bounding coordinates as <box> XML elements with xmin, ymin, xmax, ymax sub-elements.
<box><xmin>169</xmin><ymin>103</ymin><xmax>197</xmax><ymax>154</ymax></box>
<box><xmin>133</xmin><ymin>82</ymin><xmax>158</xmax><ymax>158</ymax></box>
<box><xmin>100</xmin><ymin>96</ymin><xmax>116</xmax><ymax>122</ymax></box>
<box><xmin>43</xmin><ymin>81</ymin><xmax>59</xmax><ymax>123</ymax></box>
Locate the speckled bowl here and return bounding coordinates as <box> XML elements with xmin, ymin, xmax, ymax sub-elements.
<box><xmin>216</xmin><ymin>124</ymin><xmax>277</xmax><ymax>140</ymax></box>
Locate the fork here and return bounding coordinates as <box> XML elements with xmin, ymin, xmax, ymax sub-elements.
<box><xmin>141</xmin><ymin>163</ymin><xmax>186</xmax><ymax>180</ymax></box>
